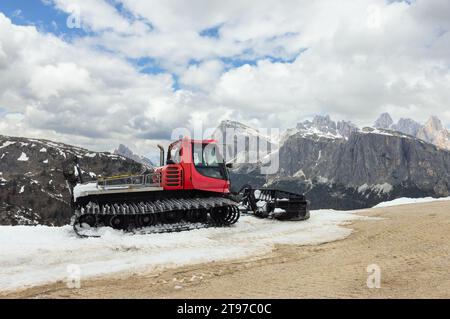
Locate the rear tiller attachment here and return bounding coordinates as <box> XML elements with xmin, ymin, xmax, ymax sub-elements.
<box><xmin>238</xmin><ymin>186</ymin><xmax>310</xmax><ymax>221</ymax></box>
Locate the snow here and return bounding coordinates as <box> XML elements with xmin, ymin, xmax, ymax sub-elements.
<box><xmin>17</xmin><ymin>152</ymin><xmax>29</xmax><ymax>162</ymax></box>
<box><xmin>362</xmin><ymin>127</ymin><xmax>413</xmax><ymax>140</ymax></box>
<box><xmin>293</xmin><ymin>169</ymin><xmax>306</xmax><ymax>178</ymax></box>
<box><xmin>19</xmin><ymin>186</ymin><xmax>25</xmax><ymax>194</ymax></box>
<box><xmin>373</xmin><ymin>183</ymin><xmax>393</xmax><ymax>195</ymax></box>
<box><xmin>85</xmin><ymin>153</ymin><xmax>97</xmax><ymax>158</ymax></box>
<box><xmin>284</xmin><ymin>127</ymin><xmax>345</xmax><ymax>142</ymax></box>
<box><xmin>358</xmin><ymin>183</ymin><xmax>369</xmax><ymax>193</ymax></box>
<box><xmin>316</xmin><ymin>176</ymin><xmax>329</xmax><ymax>184</ymax></box>
<box><xmin>373</xmin><ymin>196</ymin><xmax>450</xmax><ymax>208</ymax></box>
<box><xmin>358</xmin><ymin>183</ymin><xmax>393</xmax><ymax>195</ymax></box>
<box><xmin>73</xmin><ymin>182</ymin><xmax>98</xmax><ymax>200</ymax></box>
<box><xmin>39</xmin><ymin>148</ymin><xmax>47</xmax><ymax>153</ymax></box>
<box><xmin>43</xmin><ymin>159</ymin><xmax>48</xmax><ymax>164</ymax></box>
<box><xmin>0</xmin><ymin>141</ymin><xmax>15</xmax><ymax>149</ymax></box>
<box><xmin>89</xmin><ymin>172</ymin><xmax>97</xmax><ymax>178</ymax></box>
<box><xmin>256</xmin><ymin>200</ymin><xmax>267</xmax><ymax>208</ymax></box>
<box><xmin>0</xmin><ymin>210</ymin><xmax>369</xmax><ymax>291</ymax></box>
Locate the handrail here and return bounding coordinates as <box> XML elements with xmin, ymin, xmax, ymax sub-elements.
<box><xmin>97</xmin><ymin>173</ymin><xmax>161</xmax><ymax>189</ymax></box>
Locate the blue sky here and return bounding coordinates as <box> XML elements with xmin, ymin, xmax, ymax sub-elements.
<box><xmin>0</xmin><ymin>0</ymin><xmax>86</xmax><ymax>37</ymax></box>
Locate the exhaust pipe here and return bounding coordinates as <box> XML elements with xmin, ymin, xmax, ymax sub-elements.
<box><xmin>157</xmin><ymin>144</ymin><xmax>165</xmax><ymax>166</ymax></box>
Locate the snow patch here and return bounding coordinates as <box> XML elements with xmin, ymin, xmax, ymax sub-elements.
<box><xmin>293</xmin><ymin>169</ymin><xmax>306</xmax><ymax>178</ymax></box>
<box><xmin>358</xmin><ymin>183</ymin><xmax>393</xmax><ymax>195</ymax></box>
<box><xmin>316</xmin><ymin>176</ymin><xmax>329</xmax><ymax>184</ymax></box>
<box><xmin>373</xmin><ymin>196</ymin><xmax>450</xmax><ymax>208</ymax></box>
<box><xmin>0</xmin><ymin>141</ymin><xmax>15</xmax><ymax>149</ymax></box>
<box><xmin>43</xmin><ymin>159</ymin><xmax>48</xmax><ymax>164</ymax></box>
<box><xmin>373</xmin><ymin>183</ymin><xmax>393</xmax><ymax>195</ymax></box>
<box><xmin>358</xmin><ymin>183</ymin><xmax>369</xmax><ymax>193</ymax></box>
<box><xmin>0</xmin><ymin>210</ymin><xmax>369</xmax><ymax>291</ymax></box>
<box><xmin>73</xmin><ymin>182</ymin><xmax>98</xmax><ymax>200</ymax></box>
<box><xmin>17</xmin><ymin>153</ymin><xmax>29</xmax><ymax>162</ymax></box>
<box><xmin>19</xmin><ymin>186</ymin><xmax>25</xmax><ymax>194</ymax></box>
<box><xmin>85</xmin><ymin>153</ymin><xmax>97</xmax><ymax>158</ymax></box>
<box><xmin>39</xmin><ymin>148</ymin><xmax>47</xmax><ymax>153</ymax></box>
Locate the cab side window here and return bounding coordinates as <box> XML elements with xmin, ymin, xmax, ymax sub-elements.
<box><xmin>169</xmin><ymin>143</ymin><xmax>182</xmax><ymax>164</ymax></box>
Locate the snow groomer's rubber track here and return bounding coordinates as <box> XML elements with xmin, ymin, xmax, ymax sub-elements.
<box><xmin>73</xmin><ymin>196</ymin><xmax>240</xmax><ymax>238</ymax></box>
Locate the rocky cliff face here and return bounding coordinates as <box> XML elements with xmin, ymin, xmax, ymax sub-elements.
<box><xmin>230</xmin><ymin>124</ymin><xmax>450</xmax><ymax>210</ymax></box>
<box><xmin>0</xmin><ymin>135</ymin><xmax>143</xmax><ymax>226</ymax></box>
<box><xmin>417</xmin><ymin>116</ymin><xmax>450</xmax><ymax>150</ymax></box>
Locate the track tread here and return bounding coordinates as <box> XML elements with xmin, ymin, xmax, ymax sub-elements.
<box><xmin>73</xmin><ymin>196</ymin><xmax>239</xmax><ymax>238</ymax></box>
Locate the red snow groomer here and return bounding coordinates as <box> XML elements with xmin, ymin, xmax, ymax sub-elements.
<box><xmin>64</xmin><ymin>137</ymin><xmax>309</xmax><ymax>237</ymax></box>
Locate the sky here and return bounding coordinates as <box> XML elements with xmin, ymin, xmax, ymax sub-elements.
<box><xmin>0</xmin><ymin>0</ymin><xmax>449</xmax><ymax>157</ymax></box>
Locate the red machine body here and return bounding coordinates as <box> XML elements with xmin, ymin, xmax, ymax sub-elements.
<box><xmin>155</xmin><ymin>137</ymin><xmax>231</xmax><ymax>194</ymax></box>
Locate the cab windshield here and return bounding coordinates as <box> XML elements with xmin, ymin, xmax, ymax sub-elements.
<box><xmin>192</xmin><ymin>143</ymin><xmax>227</xmax><ymax>180</ymax></box>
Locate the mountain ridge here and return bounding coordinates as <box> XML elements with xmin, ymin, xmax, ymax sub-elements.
<box><xmin>0</xmin><ymin>135</ymin><xmax>143</xmax><ymax>226</ymax></box>
<box><xmin>113</xmin><ymin>144</ymin><xmax>154</xmax><ymax>168</ymax></box>
<box><xmin>373</xmin><ymin>113</ymin><xmax>450</xmax><ymax>151</ymax></box>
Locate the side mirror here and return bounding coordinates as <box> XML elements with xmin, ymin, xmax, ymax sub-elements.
<box><xmin>226</xmin><ymin>163</ymin><xmax>233</xmax><ymax>169</ymax></box>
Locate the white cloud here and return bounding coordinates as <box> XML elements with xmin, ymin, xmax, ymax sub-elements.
<box><xmin>0</xmin><ymin>0</ymin><xmax>450</xmax><ymax>157</ymax></box>
<box><xmin>180</xmin><ymin>60</ymin><xmax>224</xmax><ymax>91</ymax></box>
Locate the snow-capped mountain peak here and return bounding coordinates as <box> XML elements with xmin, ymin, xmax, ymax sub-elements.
<box><xmin>282</xmin><ymin>115</ymin><xmax>358</xmax><ymax>142</ymax></box>
<box><xmin>113</xmin><ymin>144</ymin><xmax>154</xmax><ymax>168</ymax></box>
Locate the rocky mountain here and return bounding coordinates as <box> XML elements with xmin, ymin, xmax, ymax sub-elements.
<box><xmin>417</xmin><ymin>116</ymin><xmax>450</xmax><ymax>150</ymax></box>
<box><xmin>230</xmin><ymin>117</ymin><xmax>450</xmax><ymax>210</ymax></box>
<box><xmin>282</xmin><ymin>115</ymin><xmax>359</xmax><ymax>142</ymax></box>
<box><xmin>212</xmin><ymin>120</ymin><xmax>277</xmax><ymax>163</ymax></box>
<box><xmin>113</xmin><ymin>144</ymin><xmax>154</xmax><ymax>168</ymax></box>
<box><xmin>0</xmin><ymin>135</ymin><xmax>143</xmax><ymax>226</ymax></box>
<box><xmin>373</xmin><ymin>112</ymin><xmax>394</xmax><ymax>130</ymax></box>
<box><xmin>391</xmin><ymin>118</ymin><xmax>422</xmax><ymax>137</ymax></box>
<box><xmin>373</xmin><ymin>113</ymin><xmax>450</xmax><ymax>151</ymax></box>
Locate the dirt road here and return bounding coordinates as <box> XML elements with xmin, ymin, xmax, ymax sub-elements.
<box><xmin>3</xmin><ymin>201</ymin><xmax>450</xmax><ymax>298</ymax></box>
